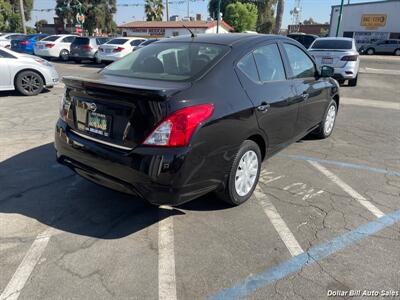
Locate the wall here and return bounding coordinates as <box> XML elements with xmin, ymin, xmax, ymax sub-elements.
<box><xmin>121</xmin><ymin>25</ymin><xmax>229</xmax><ymax>38</ymax></box>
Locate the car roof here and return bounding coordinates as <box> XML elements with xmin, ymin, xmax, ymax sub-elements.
<box><xmin>314</xmin><ymin>37</ymin><xmax>353</xmax><ymax>41</ymax></box>
<box><xmin>157</xmin><ymin>33</ymin><xmax>288</xmax><ymax>47</ymax></box>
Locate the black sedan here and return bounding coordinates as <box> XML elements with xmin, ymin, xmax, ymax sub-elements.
<box><xmin>55</xmin><ymin>34</ymin><xmax>339</xmax><ymax>206</ymax></box>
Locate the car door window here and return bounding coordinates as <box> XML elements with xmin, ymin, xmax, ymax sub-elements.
<box><xmin>62</xmin><ymin>36</ymin><xmax>75</xmax><ymax>43</ymax></box>
<box><xmin>237</xmin><ymin>53</ymin><xmax>259</xmax><ymax>82</ymax></box>
<box><xmin>0</xmin><ymin>49</ymin><xmax>15</xmax><ymax>58</ymax></box>
<box><xmin>130</xmin><ymin>40</ymin><xmax>145</xmax><ymax>47</ymax></box>
<box><xmin>253</xmin><ymin>44</ymin><xmax>286</xmax><ymax>82</ymax></box>
<box><xmin>283</xmin><ymin>43</ymin><xmax>315</xmax><ymax>79</ymax></box>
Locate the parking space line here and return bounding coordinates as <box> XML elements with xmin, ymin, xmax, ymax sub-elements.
<box><xmin>0</xmin><ymin>228</ymin><xmax>58</xmax><ymax>300</ymax></box>
<box><xmin>254</xmin><ymin>186</ymin><xmax>304</xmax><ymax>257</ymax></box>
<box><xmin>158</xmin><ymin>206</ymin><xmax>177</xmax><ymax>300</ymax></box>
<box><xmin>341</xmin><ymin>97</ymin><xmax>400</xmax><ymax>110</ymax></box>
<box><xmin>309</xmin><ymin>161</ymin><xmax>385</xmax><ymax>218</ymax></box>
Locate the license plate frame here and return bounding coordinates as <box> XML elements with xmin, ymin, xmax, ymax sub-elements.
<box><xmin>87</xmin><ymin>111</ymin><xmax>112</xmax><ymax>137</ymax></box>
<box><xmin>322</xmin><ymin>57</ymin><xmax>333</xmax><ymax>64</ymax></box>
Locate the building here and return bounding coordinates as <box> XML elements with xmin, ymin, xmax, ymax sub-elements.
<box><xmin>288</xmin><ymin>24</ymin><xmax>330</xmax><ymax>36</ymax></box>
<box><xmin>329</xmin><ymin>0</ymin><xmax>400</xmax><ymax>47</ymax></box>
<box><xmin>118</xmin><ymin>21</ymin><xmax>234</xmax><ymax>38</ymax></box>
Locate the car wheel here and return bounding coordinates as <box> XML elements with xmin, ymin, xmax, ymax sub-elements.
<box><xmin>366</xmin><ymin>48</ymin><xmax>375</xmax><ymax>55</ymax></box>
<box><xmin>74</xmin><ymin>59</ymin><xmax>81</xmax><ymax>64</ymax></box>
<box><xmin>217</xmin><ymin>140</ymin><xmax>261</xmax><ymax>206</ymax></box>
<box><xmin>314</xmin><ymin>100</ymin><xmax>337</xmax><ymax>139</ymax></box>
<box><xmin>59</xmin><ymin>49</ymin><xmax>69</xmax><ymax>61</ymax></box>
<box><xmin>348</xmin><ymin>75</ymin><xmax>358</xmax><ymax>87</ymax></box>
<box><xmin>15</xmin><ymin>71</ymin><xmax>44</xmax><ymax>96</ymax></box>
<box><xmin>394</xmin><ymin>49</ymin><xmax>400</xmax><ymax>56</ymax></box>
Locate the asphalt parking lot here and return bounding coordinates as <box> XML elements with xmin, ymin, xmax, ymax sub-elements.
<box><xmin>1</xmin><ymin>56</ymin><xmax>399</xmax><ymax>300</ymax></box>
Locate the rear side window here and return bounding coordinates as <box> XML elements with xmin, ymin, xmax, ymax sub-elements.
<box><xmin>103</xmin><ymin>42</ymin><xmax>229</xmax><ymax>81</ymax></box>
<box><xmin>237</xmin><ymin>53</ymin><xmax>259</xmax><ymax>82</ymax></box>
<box><xmin>107</xmin><ymin>38</ymin><xmax>128</xmax><ymax>45</ymax></box>
<box><xmin>131</xmin><ymin>39</ymin><xmax>145</xmax><ymax>46</ymax></box>
<box><xmin>253</xmin><ymin>44</ymin><xmax>286</xmax><ymax>82</ymax></box>
<box><xmin>283</xmin><ymin>43</ymin><xmax>315</xmax><ymax>79</ymax></box>
<box><xmin>0</xmin><ymin>49</ymin><xmax>15</xmax><ymax>58</ymax></box>
<box><xmin>72</xmin><ymin>37</ymin><xmax>90</xmax><ymax>45</ymax></box>
<box><xmin>96</xmin><ymin>38</ymin><xmax>109</xmax><ymax>45</ymax></box>
<box><xmin>311</xmin><ymin>39</ymin><xmax>352</xmax><ymax>50</ymax></box>
<box><xmin>62</xmin><ymin>36</ymin><xmax>75</xmax><ymax>43</ymax></box>
<box><xmin>42</xmin><ymin>35</ymin><xmax>60</xmax><ymax>42</ymax></box>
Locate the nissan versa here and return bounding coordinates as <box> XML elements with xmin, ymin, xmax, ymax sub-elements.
<box><xmin>54</xmin><ymin>34</ymin><xmax>339</xmax><ymax>206</ymax></box>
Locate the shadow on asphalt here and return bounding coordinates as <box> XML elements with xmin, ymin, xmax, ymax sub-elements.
<box><xmin>0</xmin><ymin>143</ymin><xmax>228</xmax><ymax>239</ymax></box>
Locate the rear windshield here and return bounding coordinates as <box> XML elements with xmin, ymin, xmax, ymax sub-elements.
<box><xmin>311</xmin><ymin>39</ymin><xmax>352</xmax><ymax>50</ymax></box>
<box><xmin>102</xmin><ymin>42</ymin><xmax>229</xmax><ymax>81</ymax></box>
<box><xmin>96</xmin><ymin>37</ymin><xmax>109</xmax><ymax>44</ymax></box>
<box><xmin>106</xmin><ymin>38</ymin><xmax>128</xmax><ymax>45</ymax></box>
<box><xmin>141</xmin><ymin>39</ymin><xmax>158</xmax><ymax>46</ymax></box>
<box><xmin>42</xmin><ymin>35</ymin><xmax>60</xmax><ymax>42</ymax></box>
<box><xmin>72</xmin><ymin>37</ymin><xmax>90</xmax><ymax>45</ymax></box>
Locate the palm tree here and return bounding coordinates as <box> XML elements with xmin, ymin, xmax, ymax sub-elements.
<box><xmin>274</xmin><ymin>0</ymin><xmax>284</xmax><ymax>34</ymax></box>
<box><xmin>144</xmin><ymin>0</ymin><xmax>164</xmax><ymax>21</ymax></box>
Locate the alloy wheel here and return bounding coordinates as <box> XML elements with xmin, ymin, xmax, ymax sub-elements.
<box><xmin>234</xmin><ymin>150</ymin><xmax>259</xmax><ymax>197</ymax></box>
<box><xmin>324</xmin><ymin>105</ymin><xmax>336</xmax><ymax>135</ymax></box>
<box><xmin>21</xmin><ymin>75</ymin><xmax>41</xmax><ymax>94</ymax></box>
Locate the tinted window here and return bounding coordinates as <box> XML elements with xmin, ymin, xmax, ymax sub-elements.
<box><xmin>303</xmin><ymin>36</ymin><xmax>316</xmax><ymax>48</ymax></box>
<box><xmin>42</xmin><ymin>35</ymin><xmax>60</xmax><ymax>42</ymax></box>
<box><xmin>131</xmin><ymin>39</ymin><xmax>145</xmax><ymax>46</ymax></box>
<box><xmin>0</xmin><ymin>49</ymin><xmax>15</xmax><ymax>58</ymax></box>
<box><xmin>237</xmin><ymin>53</ymin><xmax>259</xmax><ymax>82</ymax></box>
<box><xmin>96</xmin><ymin>38</ymin><xmax>109</xmax><ymax>45</ymax></box>
<box><xmin>62</xmin><ymin>36</ymin><xmax>75</xmax><ymax>43</ymax></box>
<box><xmin>283</xmin><ymin>43</ymin><xmax>315</xmax><ymax>79</ymax></box>
<box><xmin>72</xmin><ymin>37</ymin><xmax>90</xmax><ymax>45</ymax></box>
<box><xmin>141</xmin><ymin>39</ymin><xmax>158</xmax><ymax>46</ymax></box>
<box><xmin>107</xmin><ymin>38</ymin><xmax>128</xmax><ymax>45</ymax></box>
<box><xmin>253</xmin><ymin>44</ymin><xmax>286</xmax><ymax>82</ymax></box>
<box><xmin>103</xmin><ymin>42</ymin><xmax>229</xmax><ymax>81</ymax></box>
<box><xmin>10</xmin><ymin>35</ymin><xmax>24</xmax><ymax>40</ymax></box>
<box><xmin>22</xmin><ymin>34</ymin><xmax>35</xmax><ymax>40</ymax></box>
<box><xmin>311</xmin><ymin>39</ymin><xmax>352</xmax><ymax>50</ymax></box>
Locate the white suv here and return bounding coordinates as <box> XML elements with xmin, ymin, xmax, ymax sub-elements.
<box><xmin>34</xmin><ymin>34</ymin><xmax>77</xmax><ymax>61</ymax></box>
<box><xmin>309</xmin><ymin>37</ymin><xmax>360</xmax><ymax>86</ymax></box>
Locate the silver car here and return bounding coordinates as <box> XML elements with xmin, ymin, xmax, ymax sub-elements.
<box><xmin>0</xmin><ymin>47</ymin><xmax>59</xmax><ymax>96</ymax></box>
<box><xmin>309</xmin><ymin>37</ymin><xmax>360</xmax><ymax>86</ymax></box>
<box><xmin>359</xmin><ymin>39</ymin><xmax>400</xmax><ymax>56</ymax></box>
<box><xmin>70</xmin><ymin>36</ymin><xmax>110</xmax><ymax>63</ymax></box>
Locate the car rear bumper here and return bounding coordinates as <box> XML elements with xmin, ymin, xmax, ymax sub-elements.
<box><xmin>35</xmin><ymin>48</ymin><xmax>59</xmax><ymax>58</ymax></box>
<box><xmin>70</xmin><ymin>51</ymin><xmax>96</xmax><ymax>60</ymax></box>
<box><xmin>333</xmin><ymin>63</ymin><xmax>359</xmax><ymax>80</ymax></box>
<box><xmin>54</xmin><ymin>119</ymin><xmax>221</xmax><ymax>206</ymax></box>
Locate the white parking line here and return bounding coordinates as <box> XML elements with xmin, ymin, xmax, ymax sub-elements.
<box><xmin>309</xmin><ymin>161</ymin><xmax>385</xmax><ymax>218</ymax></box>
<box><xmin>158</xmin><ymin>206</ymin><xmax>177</xmax><ymax>300</ymax></box>
<box><xmin>0</xmin><ymin>228</ymin><xmax>58</xmax><ymax>300</ymax></box>
<box><xmin>360</xmin><ymin>67</ymin><xmax>400</xmax><ymax>76</ymax></box>
<box><xmin>342</xmin><ymin>97</ymin><xmax>400</xmax><ymax>110</ymax></box>
<box><xmin>254</xmin><ymin>186</ymin><xmax>304</xmax><ymax>257</ymax></box>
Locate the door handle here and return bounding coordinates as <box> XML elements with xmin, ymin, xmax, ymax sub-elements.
<box><xmin>257</xmin><ymin>102</ymin><xmax>270</xmax><ymax>112</ymax></box>
<box><xmin>301</xmin><ymin>92</ymin><xmax>309</xmax><ymax>100</ymax></box>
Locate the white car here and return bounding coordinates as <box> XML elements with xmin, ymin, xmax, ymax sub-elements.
<box><xmin>308</xmin><ymin>37</ymin><xmax>360</xmax><ymax>86</ymax></box>
<box><xmin>0</xmin><ymin>33</ymin><xmax>25</xmax><ymax>48</ymax></box>
<box><xmin>0</xmin><ymin>47</ymin><xmax>59</xmax><ymax>96</ymax></box>
<box><xmin>97</xmin><ymin>37</ymin><xmax>146</xmax><ymax>63</ymax></box>
<box><xmin>34</xmin><ymin>34</ymin><xmax>77</xmax><ymax>61</ymax></box>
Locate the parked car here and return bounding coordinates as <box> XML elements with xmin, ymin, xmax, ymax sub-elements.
<box><xmin>55</xmin><ymin>34</ymin><xmax>339</xmax><ymax>206</ymax></box>
<box><xmin>359</xmin><ymin>39</ymin><xmax>400</xmax><ymax>56</ymax></box>
<box><xmin>70</xmin><ymin>36</ymin><xmax>110</xmax><ymax>63</ymax></box>
<box><xmin>97</xmin><ymin>37</ymin><xmax>146</xmax><ymax>63</ymax></box>
<box><xmin>34</xmin><ymin>34</ymin><xmax>77</xmax><ymax>61</ymax></box>
<box><xmin>308</xmin><ymin>37</ymin><xmax>360</xmax><ymax>86</ymax></box>
<box><xmin>287</xmin><ymin>33</ymin><xmax>319</xmax><ymax>49</ymax></box>
<box><xmin>134</xmin><ymin>38</ymin><xmax>160</xmax><ymax>50</ymax></box>
<box><xmin>0</xmin><ymin>47</ymin><xmax>59</xmax><ymax>96</ymax></box>
<box><xmin>10</xmin><ymin>34</ymin><xmax>48</xmax><ymax>54</ymax></box>
<box><xmin>0</xmin><ymin>33</ymin><xmax>25</xmax><ymax>48</ymax></box>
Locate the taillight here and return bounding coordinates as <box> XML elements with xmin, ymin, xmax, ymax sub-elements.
<box><xmin>341</xmin><ymin>55</ymin><xmax>358</xmax><ymax>61</ymax></box>
<box><xmin>45</xmin><ymin>43</ymin><xmax>55</xmax><ymax>48</ymax></box>
<box><xmin>142</xmin><ymin>104</ymin><xmax>214</xmax><ymax>147</ymax></box>
<box><xmin>19</xmin><ymin>40</ymin><xmax>29</xmax><ymax>45</ymax></box>
<box><xmin>113</xmin><ymin>47</ymin><xmax>124</xmax><ymax>52</ymax></box>
<box><xmin>81</xmin><ymin>44</ymin><xmax>92</xmax><ymax>50</ymax></box>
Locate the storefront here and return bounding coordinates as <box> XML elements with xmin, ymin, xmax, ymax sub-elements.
<box><xmin>329</xmin><ymin>0</ymin><xmax>400</xmax><ymax>48</ymax></box>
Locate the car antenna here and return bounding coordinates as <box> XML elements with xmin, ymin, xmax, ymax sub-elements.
<box><xmin>182</xmin><ymin>24</ymin><xmax>196</xmax><ymax>38</ymax></box>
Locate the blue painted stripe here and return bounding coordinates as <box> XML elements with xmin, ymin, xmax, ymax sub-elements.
<box><xmin>277</xmin><ymin>154</ymin><xmax>400</xmax><ymax>177</ymax></box>
<box><xmin>208</xmin><ymin>209</ymin><xmax>400</xmax><ymax>300</ymax></box>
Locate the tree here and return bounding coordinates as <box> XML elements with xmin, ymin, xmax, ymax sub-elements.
<box><xmin>225</xmin><ymin>2</ymin><xmax>258</xmax><ymax>32</ymax></box>
<box><xmin>35</xmin><ymin>19</ymin><xmax>48</xmax><ymax>32</ymax></box>
<box><xmin>274</xmin><ymin>0</ymin><xmax>284</xmax><ymax>34</ymax></box>
<box><xmin>303</xmin><ymin>17</ymin><xmax>316</xmax><ymax>25</ymax></box>
<box><xmin>6</xmin><ymin>0</ymin><xmax>33</xmax><ymax>21</ymax></box>
<box><xmin>209</xmin><ymin>0</ymin><xmax>277</xmax><ymax>33</ymax></box>
<box><xmin>55</xmin><ymin>0</ymin><xmax>117</xmax><ymax>35</ymax></box>
<box><xmin>0</xmin><ymin>0</ymin><xmax>12</xmax><ymax>31</ymax></box>
<box><xmin>144</xmin><ymin>0</ymin><xmax>164</xmax><ymax>21</ymax></box>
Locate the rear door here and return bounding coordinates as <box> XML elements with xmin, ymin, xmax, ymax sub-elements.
<box><xmin>235</xmin><ymin>42</ymin><xmax>299</xmax><ymax>152</ymax></box>
<box><xmin>281</xmin><ymin>42</ymin><xmax>329</xmax><ymax>134</ymax></box>
<box><xmin>0</xmin><ymin>50</ymin><xmax>11</xmax><ymax>89</ymax></box>
<box><xmin>60</xmin><ymin>36</ymin><xmax>76</xmax><ymax>52</ymax></box>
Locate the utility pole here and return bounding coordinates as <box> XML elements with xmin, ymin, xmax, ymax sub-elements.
<box><xmin>166</xmin><ymin>0</ymin><xmax>169</xmax><ymax>21</ymax></box>
<box><xmin>187</xmin><ymin>0</ymin><xmax>189</xmax><ymax>18</ymax></box>
<box><xmin>19</xmin><ymin>0</ymin><xmax>27</xmax><ymax>34</ymax></box>
<box><xmin>216</xmin><ymin>0</ymin><xmax>221</xmax><ymax>33</ymax></box>
<box><xmin>335</xmin><ymin>0</ymin><xmax>344</xmax><ymax>37</ymax></box>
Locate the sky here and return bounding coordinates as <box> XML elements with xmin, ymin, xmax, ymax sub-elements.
<box><xmin>28</xmin><ymin>0</ymin><xmax>384</xmax><ymax>28</ymax></box>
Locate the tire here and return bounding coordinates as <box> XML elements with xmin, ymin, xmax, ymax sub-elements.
<box><xmin>337</xmin><ymin>79</ymin><xmax>345</xmax><ymax>85</ymax></box>
<box><xmin>73</xmin><ymin>59</ymin><xmax>82</xmax><ymax>64</ymax></box>
<box><xmin>314</xmin><ymin>100</ymin><xmax>337</xmax><ymax>139</ymax></box>
<box><xmin>394</xmin><ymin>49</ymin><xmax>400</xmax><ymax>56</ymax></box>
<box><xmin>59</xmin><ymin>49</ymin><xmax>69</xmax><ymax>61</ymax></box>
<box><xmin>216</xmin><ymin>140</ymin><xmax>261</xmax><ymax>206</ymax></box>
<box><xmin>366</xmin><ymin>48</ymin><xmax>375</xmax><ymax>55</ymax></box>
<box><xmin>15</xmin><ymin>71</ymin><xmax>44</xmax><ymax>96</ymax></box>
<box><xmin>348</xmin><ymin>75</ymin><xmax>358</xmax><ymax>87</ymax></box>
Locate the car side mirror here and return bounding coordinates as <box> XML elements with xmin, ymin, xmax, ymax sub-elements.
<box><xmin>320</xmin><ymin>65</ymin><xmax>334</xmax><ymax>78</ymax></box>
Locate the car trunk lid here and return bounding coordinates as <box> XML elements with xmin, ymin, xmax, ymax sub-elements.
<box><xmin>309</xmin><ymin>49</ymin><xmax>356</xmax><ymax>68</ymax></box>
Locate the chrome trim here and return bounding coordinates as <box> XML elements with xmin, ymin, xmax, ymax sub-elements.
<box><xmin>70</xmin><ymin>130</ymin><xmax>134</xmax><ymax>151</ymax></box>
